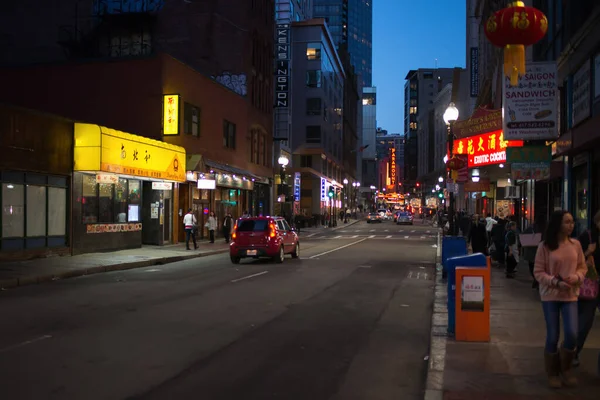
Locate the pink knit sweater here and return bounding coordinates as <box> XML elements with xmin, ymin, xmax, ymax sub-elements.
<box><xmin>533</xmin><ymin>239</ymin><xmax>588</xmax><ymax>302</ymax></box>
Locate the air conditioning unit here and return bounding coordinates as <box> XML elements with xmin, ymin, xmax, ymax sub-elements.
<box><xmin>504</xmin><ymin>186</ymin><xmax>520</xmax><ymax>199</ymax></box>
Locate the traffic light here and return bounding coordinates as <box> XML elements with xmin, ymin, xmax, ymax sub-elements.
<box><xmin>438</xmin><ymin>191</ymin><xmax>444</xmax><ymax>199</ymax></box>
<box><xmin>328</xmin><ymin>188</ymin><xmax>334</xmax><ymax>198</ymax></box>
<box><xmin>416</xmin><ymin>182</ymin><xmax>420</xmax><ymax>187</ymax></box>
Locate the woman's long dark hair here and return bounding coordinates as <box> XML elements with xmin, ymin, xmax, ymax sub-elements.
<box><xmin>544</xmin><ymin>210</ymin><xmax>569</xmax><ymax>251</ymax></box>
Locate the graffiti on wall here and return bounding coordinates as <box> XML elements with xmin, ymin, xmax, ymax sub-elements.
<box><xmin>213</xmin><ymin>73</ymin><xmax>247</xmax><ymax>97</ymax></box>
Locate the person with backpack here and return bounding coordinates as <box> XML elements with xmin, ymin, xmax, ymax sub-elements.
<box><xmin>183</xmin><ymin>208</ymin><xmax>198</xmax><ymax>250</ymax></box>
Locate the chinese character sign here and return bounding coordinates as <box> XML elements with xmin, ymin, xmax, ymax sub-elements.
<box><xmin>163</xmin><ymin>94</ymin><xmax>180</xmax><ymax>135</ymax></box>
<box><xmin>453</xmin><ymin>130</ymin><xmax>523</xmax><ymax>167</ymax></box>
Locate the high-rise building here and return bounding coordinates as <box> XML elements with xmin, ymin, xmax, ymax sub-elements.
<box><xmin>313</xmin><ymin>0</ymin><xmax>372</xmax><ymax>87</ymax></box>
<box><xmin>403</xmin><ymin>68</ymin><xmax>455</xmax><ymax>187</ymax></box>
<box><xmin>361</xmin><ymin>87</ymin><xmax>377</xmax><ymax>188</ymax></box>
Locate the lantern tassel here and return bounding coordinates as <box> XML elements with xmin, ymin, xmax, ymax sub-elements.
<box><xmin>504</xmin><ymin>45</ymin><xmax>525</xmax><ymax>86</ymax></box>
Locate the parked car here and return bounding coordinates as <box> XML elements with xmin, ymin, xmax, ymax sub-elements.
<box><xmin>367</xmin><ymin>212</ymin><xmax>382</xmax><ymax>223</ymax></box>
<box><xmin>396</xmin><ymin>211</ymin><xmax>414</xmax><ymax>225</ymax></box>
<box><xmin>229</xmin><ymin>217</ymin><xmax>299</xmax><ymax>264</ymax></box>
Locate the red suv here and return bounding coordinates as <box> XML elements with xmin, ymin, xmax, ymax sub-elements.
<box><xmin>229</xmin><ymin>216</ymin><xmax>299</xmax><ymax>264</ymax></box>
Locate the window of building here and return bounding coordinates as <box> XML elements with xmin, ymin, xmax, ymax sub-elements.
<box><xmin>410</xmin><ymin>122</ymin><xmax>418</xmax><ymax>130</ymax></box>
<box><xmin>423</xmin><ymin>72</ymin><xmax>433</xmax><ymax>79</ymax></box>
<box><xmin>306</xmin><ymin>43</ymin><xmax>321</xmax><ymax>60</ymax></box>
<box><xmin>306</xmin><ymin>98</ymin><xmax>322</xmax><ymax>115</ymax></box>
<box><xmin>184</xmin><ymin>102</ymin><xmax>200</xmax><ymax>136</ymax></box>
<box><xmin>223</xmin><ymin>120</ymin><xmax>236</xmax><ymax>149</ymax></box>
<box><xmin>1</xmin><ymin>172</ymin><xmax>68</xmax><ymax>250</ymax></box>
<box><xmin>306</xmin><ymin>126</ymin><xmax>321</xmax><ymax>144</ymax></box>
<box><xmin>300</xmin><ymin>155</ymin><xmax>312</xmax><ymax>168</ymax></box>
<box><xmin>81</xmin><ymin>175</ymin><xmax>141</xmax><ymax>224</ymax></box>
<box><xmin>306</xmin><ymin>70</ymin><xmax>322</xmax><ymax>88</ymax></box>
<box><xmin>410</xmin><ymin>106</ymin><xmax>417</xmax><ymax>114</ymax></box>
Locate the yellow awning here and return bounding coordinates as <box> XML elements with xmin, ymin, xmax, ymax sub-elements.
<box><xmin>74</xmin><ymin>123</ymin><xmax>186</xmax><ymax>182</ymax></box>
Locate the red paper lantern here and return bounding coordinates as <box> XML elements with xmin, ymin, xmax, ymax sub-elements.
<box><xmin>484</xmin><ymin>1</ymin><xmax>548</xmax><ymax>86</ymax></box>
<box><xmin>446</xmin><ymin>156</ymin><xmax>466</xmax><ymax>171</ymax></box>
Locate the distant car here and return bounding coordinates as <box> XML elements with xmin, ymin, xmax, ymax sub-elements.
<box><xmin>229</xmin><ymin>217</ymin><xmax>299</xmax><ymax>264</ymax></box>
<box><xmin>367</xmin><ymin>212</ymin><xmax>382</xmax><ymax>223</ymax></box>
<box><xmin>396</xmin><ymin>211</ymin><xmax>414</xmax><ymax>225</ymax></box>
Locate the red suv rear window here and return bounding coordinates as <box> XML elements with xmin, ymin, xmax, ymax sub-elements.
<box><xmin>237</xmin><ymin>220</ymin><xmax>270</xmax><ymax>232</ymax></box>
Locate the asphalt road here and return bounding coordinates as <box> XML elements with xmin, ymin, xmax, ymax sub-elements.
<box><xmin>0</xmin><ymin>220</ymin><xmax>438</xmax><ymax>400</ymax></box>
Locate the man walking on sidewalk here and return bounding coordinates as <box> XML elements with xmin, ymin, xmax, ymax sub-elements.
<box><xmin>183</xmin><ymin>208</ymin><xmax>198</xmax><ymax>250</ymax></box>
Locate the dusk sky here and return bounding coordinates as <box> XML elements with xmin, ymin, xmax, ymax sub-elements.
<box><xmin>373</xmin><ymin>0</ymin><xmax>467</xmax><ymax>134</ymax></box>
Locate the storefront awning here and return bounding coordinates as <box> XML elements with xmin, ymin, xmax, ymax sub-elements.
<box><xmin>205</xmin><ymin>159</ymin><xmax>267</xmax><ymax>183</ymax></box>
<box><xmin>74</xmin><ymin>123</ymin><xmax>186</xmax><ymax>182</ymax></box>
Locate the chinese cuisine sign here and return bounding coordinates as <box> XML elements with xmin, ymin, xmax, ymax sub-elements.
<box><xmin>502</xmin><ymin>62</ymin><xmax>558</xmax><ymax>140</ymax></box>
<box><xmin>453</xmin><ymin>130</ymin><xmax>523</xmax><ymax>167</ymax></box>
<box><xmin>163</xmin><ymin>94</ymin><xmax>180</xmax><ymax>135</ymax></box>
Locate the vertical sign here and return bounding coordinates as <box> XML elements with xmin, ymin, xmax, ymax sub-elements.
<box><xmin>293</xmin><ymin>172</ymin><xmax>301</xmax><ymax>201</ymax></box>
<box><xmin>320</xmin><ymin>178</ymin><xmax>327</xmax><ymax>201</ymax></box>
<box><xmin>470</xmin><ymin>47</ymin><xmax>479</xmax><ymax>97</ymax></box>
<box><xmin>389</xmin><ymin>148</ymin><xmax>397</xmax><ymax>187</ymax></box>
<box><xmin>163</xmin><ymin>94</ymin><xmax>180</xmax><ymax>135</ymax></box>
<box><xmin>572</xmin><ymin>59</ymin><xmax>591</xmax><ymax>127</ymax></box>
<box><xmin>275</xmin><ymin>24</ymin><xmax>290</xmax><ymax>108</ymax></box>
<box><xmin>502</xmin><ymin>62</ymin><xmax>558</xmax><ymax>140</ymax></box>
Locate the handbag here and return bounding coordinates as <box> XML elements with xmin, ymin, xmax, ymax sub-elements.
<box><xmin>579</xmin><ymin>231</ymin><xmax>599</xmax><ymax>300</ymax></box>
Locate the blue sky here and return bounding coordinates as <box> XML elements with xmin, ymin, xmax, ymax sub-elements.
<box><xmin>372</xmin><ymin>0</ymin><xmax>467</xmax><ymax>133</ymax></box>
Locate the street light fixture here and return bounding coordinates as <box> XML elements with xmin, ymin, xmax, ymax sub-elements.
<box><xmin>438</xmin><ymin>176</ymin><xmax>444</xmax><ymax>183</ymax></box>
<box><xmin>277</xmin><ymin>155</ymin><xmax>289</xmax><ymax>167</ymax></box>
<box><xmin>444</xmin><ymin>102</ymin><xmax>459</xmax><ymax>236</ymax></box>
<box><xmin>343</xmin><ymin>178</ymin><xmax>349</xmax><ymax>185</ymax></box>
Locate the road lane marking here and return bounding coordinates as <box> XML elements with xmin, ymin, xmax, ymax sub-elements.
<box><xmin>385</xmin><ymin>235</ymin><xmax>392</xmax><ymax>239</ymax></box>
<box><xmin>354</xmin><ymin>230</ymin><xmax>360</xmax><ymax>232</ymax></box>
<box><xmin>334</xmin><ymin>235</ymin><xmax>342</xmax><ymax>239</ymax></box>
<box><xmin>340</xmin><ymin>230</ymin><xmax>349</xmax><ymax>233</ymax></box>
<box><xmin>0</xmin><ymin>335</ymin><xmax>52</xmax><ymax>353</ymax></box>
<box><xmin>351</xmin><ymin>235</ymin><xmax>358</xmax><ymax>238</ymax></box>
<box><xmin>398</xmin><ymin>230</ymin><xmax>404</xmax><ymax>232</ymax></box>
<box><xmin>231</xmin><ymin>271</ymin><xmax>269</xmax><ymax>283</ymax></box>
<box><xmin>404</xmin><ymin>236</ymin><xmax>409</xmax><ymax>239</ymax></box>
<box><xmin>309</xmin><ymin>238</ymin><xmax>367</xmax><ymax>259</ymax></box>
<box><xmin>368</xmin><ymin>235</ymin><xmax>376</xmax><ymax>238</ymax></box>
<box><xmin>369</xmin><ymin>229</ymin><xmax>375</xmax><ymax>232</ymax></box>
<box><xmin>384</xmin><ymin>229</ymin><xmax>389</xmax><ymax>232</ymax></box>
<box><xmin>421</xmin><ymin>236</ymin><xmax>427</xmax><ymax>239</ymax></box>
<box><xmin>306</xmin><ymin>233</ymin><xmax>317</xmax><ymax>237</ymax></box>
<box><xmin>411</xmin><ymin>230</ymin><xmax>416</xmax><ymax>233</ymax></box>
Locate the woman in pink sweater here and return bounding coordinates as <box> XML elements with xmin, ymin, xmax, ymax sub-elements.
<box><xmin>534</xmin><ymin>210</ymin><xmax>587</xmax><ymax>388</ymax></box>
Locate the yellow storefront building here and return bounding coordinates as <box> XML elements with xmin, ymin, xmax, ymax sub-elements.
<box><xmin>73</xmin><ymin>123</ymin><xmax>186</xmax><ymax>254</ymax></box>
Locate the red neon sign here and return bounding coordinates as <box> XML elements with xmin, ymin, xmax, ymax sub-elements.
<box><xmin>452</xmin><ymin>130</ymin><xmax>523</xmax><ymax>167</ymax></box>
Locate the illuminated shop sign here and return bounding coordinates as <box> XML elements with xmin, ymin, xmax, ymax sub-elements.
<box><xmin>453</xmin><ymin>130</ymin><xmax>523</xmax><ymax>167</ymax></box>
<box><xmin>163</xmin><ymin>94</ymin><xmax>180</xmax><ymax>135</ymax></box>
<box><xmin>389</xmin><ymin>148</ymin><xmax>397</xmax><ymax>186</ymax></box>
<box><xmin>320</xmin><ymin>178</ymin><xmax>327</xmax><ymax>201</ymax></box>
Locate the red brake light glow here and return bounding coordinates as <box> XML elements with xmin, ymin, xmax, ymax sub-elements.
<box><xmin>269</xmin><ymin>223</ymin><xmax>276</xmax><ymax>238</ymax></box>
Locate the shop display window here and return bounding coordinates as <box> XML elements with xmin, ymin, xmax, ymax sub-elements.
<box><xmin>82</xmin><ymin>174</ymin><xmax>141</xmax><ymax>224</ymax></box>
<box><xmin>1</xmin><ymin>173</ymin><xmax>68</xmax><ymax>249</ymax></box>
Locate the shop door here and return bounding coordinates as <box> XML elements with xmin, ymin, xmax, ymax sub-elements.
<box><xmin>163</xmin><ymin>198</ymin><xmax>171</xmax><ymax>244</ymax></box>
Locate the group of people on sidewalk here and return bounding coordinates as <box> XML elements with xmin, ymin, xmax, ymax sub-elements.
<box><xmin>183</xmin><ymin>209</ymin><xmax>251</xmax><ymax>250</ymax></box>
<box><xmin>462</xmin><ymin>209</ymin><xmax>600</xmax><ymax>388</ymax></box>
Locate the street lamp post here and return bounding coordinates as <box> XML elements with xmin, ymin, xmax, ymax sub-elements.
<box><xmin>343</xmin><ymin>178</ymin><xmax>349</xmax><ymax>223</ymax></box>
<box><xmin>277</xmin><ymin>155</ymin><xmax>289</xmax><ymax>218</ymax></box>
<box><xmin>443</xmin><ymin>102</ymin><xmax>459</xmax><ymax>236</ymax></box>
<box><xmin>332</xmin><ymin>180</ymin><xmax>337</xmax><ymax>227</ymax></box>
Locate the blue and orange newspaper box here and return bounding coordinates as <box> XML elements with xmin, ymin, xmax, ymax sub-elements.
<box><xmin>446</xmin><ymin>253</ymin><xmax>488</xmax><ymax>336</ymax></box>
<box><xmin>454</xmin><ymin>257</ymin><xmax>491</xmax><ymax>342</ymax></box>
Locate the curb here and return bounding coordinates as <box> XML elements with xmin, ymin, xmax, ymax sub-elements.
<box><xmin>0</xmin><ymin>248</ymin><xmax>229</xmax><ymax>291</ymax></box>
<box><xmin>424</xmin><ymin>234</ymin><xmax>448</xmax><ymax>400</ymax></box>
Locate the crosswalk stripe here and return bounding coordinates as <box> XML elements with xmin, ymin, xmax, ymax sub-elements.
<box><xmin>386</xmin><ymin>235</ymin><xmax>392</xmax><ymax>239</ymax></box>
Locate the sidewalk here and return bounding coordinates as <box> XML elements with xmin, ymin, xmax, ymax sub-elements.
<box><xmin>426</xmin><ymin>260</ymin><xmax>600</xmax><ymax>400</ymax></box>
<box><xmin>0</xmin><ymin>241</ymin><xmax>229</xmax><ymax>291</ymax></box>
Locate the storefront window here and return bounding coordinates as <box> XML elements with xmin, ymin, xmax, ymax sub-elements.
<box><xmin>2</xmin><ymin>183</ymin><xmax>24</xmax><ymax>237</ymax></box>
<box><xmin>48</xmin><ymin>187</ymin><xmax>67</xmax><ymax>236</ymax></box>
<box><xmin>82</xmin><ymin>174</ymin><xmax>142</xmax><ymax>224</ymax></box>
<box><xmin>26</xmin><ymin>185</ymin><xmax>47</xmax><ymax>237</ymax></box>
<box><xmin>128</xmin><ymin>180</ymin><xmax>141</xmax><ymax>222</ymax></box>
<box><xmin>574</xmin><ymin>165</ymin><xmax>588</xmax><ymax>234</ymax></box>
<box><xmin>82</xmin><ymin>175</ymin><xmax>98</xmax><ymax>223</ymax></box>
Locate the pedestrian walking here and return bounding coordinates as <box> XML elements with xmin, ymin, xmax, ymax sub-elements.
<box><xmin>534</xmin><ymin>210</ymin><xmax>587</xmax><ymax>388</ymax></box>
<box><xmin>505</xmin><ymin>221</ymin><xmax>519</xmax><ymax>278</ymax></box>
<box><xmin>222</xmin><ymin>213</ymin><xmax>233</xmax><ymax>243</ymax></box>
<box><xmin>574</xmin><ymin>210</ymin><xmax>600</xmax><ymax>368</ymax></box>
<box><xmin>206</xmin><ymin>211</ymin><xmax>217</xmax><ymax>243</ymax></box>
<box><xmin>183</xmin><ymin>208</ymin><xmax>198</xmax><ymax>250</ymax></box>
<box><xmin>468</xmin><ymin>215</ymin><xmax>488</xmax><ymax>255</ymax></box>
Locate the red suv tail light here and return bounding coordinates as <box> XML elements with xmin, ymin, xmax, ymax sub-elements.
<box><xmin>269</xmin><ymin>223</ymin><xmax>276</xmax><ymax>238</ymax></box>
<box><xmin>231</xmin><ymin>223</ymin><xmax>237</xmax><ymax>239</ymax></box>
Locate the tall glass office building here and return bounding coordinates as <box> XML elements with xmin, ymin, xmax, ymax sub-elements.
<box><xmin>313</xmin><ymin>0</ymin><xmax>372</xmax><ymax>87</ymax></box>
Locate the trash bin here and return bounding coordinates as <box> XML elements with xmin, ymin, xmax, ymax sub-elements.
<box><xmin>446</xmin><ymin>253</ymin><xmax>487</xmax><ymax>335</ymax></box>
<box><xmin>441</xmin><ymin>236</ymin><xmax>468</xmax><ymax>279</ymax></box>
